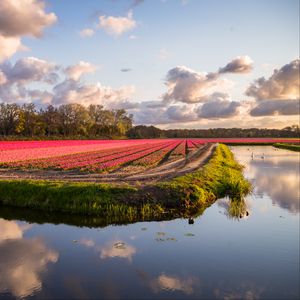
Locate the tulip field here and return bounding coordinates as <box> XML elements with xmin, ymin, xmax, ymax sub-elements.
<box><xmin>0</xmin><ymin>138</ymin><xmax>299</xmax><ymax>174</ymax></box>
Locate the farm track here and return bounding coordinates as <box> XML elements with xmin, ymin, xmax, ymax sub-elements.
<box><xmin>0</xmin><ymin>143</ymin><xmax>216</xmax><ymax>185</ymax></box>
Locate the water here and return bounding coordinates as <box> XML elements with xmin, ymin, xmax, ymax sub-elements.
<box><xmin>0</xmin><ymin>146</ymin><xmax>299</xmax><ymax>299</ymax></box>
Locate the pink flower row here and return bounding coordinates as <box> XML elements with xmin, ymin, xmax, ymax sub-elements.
<box><xmin>132</xmin><ymin>141</ymin><xmax>180</xmax><ymax>166</ymax></box>
<box><xmin>169</xmin><ymin>141</ymin><xmax>186</xmax><ymax>156</ymax></box>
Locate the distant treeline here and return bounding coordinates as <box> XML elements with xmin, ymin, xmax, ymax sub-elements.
<box><xmin>0</xmin><ymin>103</ymin><xmax>299</xmax><ymax>140</ymax></box>
<box><xmin>127</xmin><ymin>125</ymin><xmax>300</xmax><ymax>139</ymax></box>
<box><xmin>0</xmin><ymin>103</ymin><xmax>133</xmax><ymax>139</ymax></box>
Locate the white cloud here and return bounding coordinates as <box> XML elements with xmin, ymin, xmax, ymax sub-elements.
<box><xmin>97</xmin><ymin>10</ymin><xmax>137</xmax><ymax>36</ymax></box>
<box><xmin>0</xmin><ymin>57</ymin><xmax>135</xmax><ymax>107</ymax></box>
<box><xmin>246</xmin><ymin>59</ymin><xmax>300</xmax><ymax>116</ymax></box>
<box><xmin>99</xmin><ymin>240</ymin><xmax>136</xmax><ymax>262</ymax></box>
<box><xmin>246</xmin><ymin>59</ymin><xmax>299</xmax><ymax>100</ymax></box>
<box><xmin>0</xmin><ymin>35</ymin><xmax>23</xmax><ymax>62</ymax></box>
<box><xmin>0</xmin><ymin>219</ymin><xmax>58</xmax><ymax>298</ymax></box>
<box><xmin>150</xmin><ymin>273</ymin><xmax>199</xmax><ymax>295</ymax></box>
<box><xmin>65</xmin><ymin>61</ymin><xmax>97</xmax><ymax>81</ymax></box>
<box><xmin>0</xmin><ymin>0</ymin><xmax>57</xmax><ymax>61</ymax></box>
<box><xmin>0</xmin><ymin>238</ymin><xmax>58</xmax><ymax>298</ymax></box>
<box><xmin>79</xmin><ymin>28</ymin><xmax>95</xmax><ymax>38</ymax></box>
<box><xmin>163</xmin><ymin>66</ymin><xmax>225</xmax><ymax>103</ymax></box>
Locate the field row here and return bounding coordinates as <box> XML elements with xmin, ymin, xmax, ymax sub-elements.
<box><xmin>0</xmin><ymin>140</ymin><xmax>186</xmax><ymax>173</ymax></box>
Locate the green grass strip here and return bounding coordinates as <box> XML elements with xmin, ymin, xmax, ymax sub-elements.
<box><xmin>273</xmin><ymin>143</ymin><xmax>300</xmax><ymax>152</ymax></box>
<box><xmin>0</xmin><ymin>144</ymin><xmax>251</xmax><ymax>220</ymax></box>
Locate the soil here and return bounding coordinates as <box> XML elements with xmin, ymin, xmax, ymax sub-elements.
<box><xmin>0</xmin><ymin>143</ymin><xmax>216</xmax><ymax>185</ymax></box>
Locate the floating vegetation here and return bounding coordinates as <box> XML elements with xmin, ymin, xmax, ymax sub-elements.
<box><xmin>114</xmin><ymin>242</ymin><xmax>126</xmax><ymax>249</ymax></box>
<box><xmin>156</xmin><ymin>232</ymin><xmax>166</xmax><ymax>236</ymax></box>
<box><xmin>184</xmin><ymin>233</ymin><xmax>195</xmax><ymax>237</ymax></box>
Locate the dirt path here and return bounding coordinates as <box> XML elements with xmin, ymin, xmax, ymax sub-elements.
<box><xmin>0</xmin><ymin>143</ymin><xmax>216</xmax><ymax>184</ymax></box>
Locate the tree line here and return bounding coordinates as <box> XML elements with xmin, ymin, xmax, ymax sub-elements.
<box><xmin>127</xmin><ymin>125</ymin><xmax>300</xmax><ymax>139</ymax></box>
<box><xmin>0</xmin><ymin>103</ymin><xmax>133</xmax><ymax>139</ymax></box>
<box><xmin>0</xmin><ymin>103</ymin><xmax>299</xmax><ymax>139</ymax></box>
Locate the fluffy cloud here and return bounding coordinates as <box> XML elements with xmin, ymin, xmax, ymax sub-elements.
<box><xmin>0</xmin><ymin>238</ymin><xmax>58</xmax><ymax>298</ymax></box>
<box><xmin>65</xmin><ymin>61</ymin><xmax>97</xmax><ymax>81</ymax></box>
<box><xmin>1</xmin><ymin>57</ymin><xmax>59</xmax><ymax>84</ymax></box>
<box><xmin>100</xmin><ymin>240</ymin><xmax>136</xmax><ymax>262</ymax></box>
<box><xmin>246</xmin><ymin>60</ymin><xmax>300</xmax><ymax>116</ymax></box>
<box><xmin>197</xmin><ymin>95</ymin><xmax>241</xmax><ymax>119</ymax></box>
<box><xmin>166</xmin><ymin>105</ymin><xmax>198</xmax><ymax>122</ymax></box>
<box><xmin>246</xmin><ymin>60</ymin><xmax>299</xmax><ymax>100</ymax></box>
<box><xmin>219</xmin><ymin>55</ymin><xmax>253</xmax><ymax>74</ymax></box>
<box><xmin>150</xmin><ymin>273</ymin><xmax>199</xmax><ymax>295</ymax></box>
<box><xmin>52</xmin><ymin>80</ymin><xmax>135</xmax><ymax>106</ymax></box>
<box><xmin>163</xmin><ymin>66</ymin><xmax>224</xmax><ymax>103</ymax></box>
<box><xmin>0</xmin><ymin>219</ymin><xmax>58</xmax><ymax>298</ymax></box>
<box><xmin>0</xmin><ymin>57</ymin><xmax>135</xmax><ymax>107</ymax></box>
<box><xmin>0</xmin><ymin>0</ymin><xmax>57</xmax><ymax>38</ymax></box>
<box><xmin>0</xmin><ymin>0</ymin><xmax>57</xmax><ymax>62</ymax></box>
<box><xmin>250</xmin><ymin>99</ymin><xmax>299</xmax><ymax>116</ymax></box>
<box><xmin>97</xmin><ymin>10</ymin><xmax>137</xmax><ymax>36</ymax></box>
<box><xmin>0</xmin><ymin>35</ymin><xmax>23</xmax><ymax>62</ymax></box>
<box><xmin>79</xmin><ymin>28</ymin><xmax>95</xmax><ymax>38</ymax></box>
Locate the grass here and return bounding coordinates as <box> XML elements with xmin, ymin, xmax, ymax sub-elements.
<box><xmin>273</xmin><ymin>143</ymin><xmax>300</xmax><ymax>152</ymax></box>
<box><xmin>0</xmin><ymin>144</ymin><xmax>251</xmax><ymax>221</ymax></box>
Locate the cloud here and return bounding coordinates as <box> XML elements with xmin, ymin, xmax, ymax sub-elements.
<box><xmin>246</xmin><ymin>60</ymin><xmax>299</xmax><ymax>100</ymax></box>
<box><xmin>0</xmin><ymin>0</ymin><xmax>57</xmax><ymax>62</ymax></box>
<box><xmin>52</xmin><ymin>79</ymin><xmax>135</xmax><ymax>106</ymax></box>
<box><xmin>0</xmin><ymin>57</ymin><xmax>134</xmax><ymax>107</ymax></box>
<box><xmin>99</xmin><ymin>240</ymin><xmax>136</xmax><ymax>262</ymax></box>
<box><xmin>121</xmin><ymin>68</ymin><xmax>132</xmax><ymax>72</ymax></box>
<box><xmin>150</xmin><ymin>273</ymin><xmax>199</xmax><ymax>295</ymax></box>
<box><xmin>0</xmin><ymin>238</ymin><xmax>58</xmax><ymax>298</ymax></box>
<box><xmin>0</xmin><ymin>219</ymin><xmax>23</xmax><ymax>241</ymax></box>
<box><xmin>129</xmin><ymin>34</ymin><xmax>138</xmax><ymax>40</ymax></box>
<box><xmin>197</xmin><ymin>94</ymin><xmax>241</xmax><ymax>119</ymax></box>
<box><xmin>163</xmin><ymin>66</ymin><xmax>224</xmax><ymax>103</ymax></box>
<box><xmin>1</xmin><ymin>57</ymin><xmax>59</xmax><ymax>84</ymax></box>
<box><xmin>250</xmin><ymin>99</ymin><xmax>299</xmax><ymax>116</ymax></box>
<box><xmin>246</xmin><ymin>60</ymin><xmax>300</xmax><ymax>116</ymax></box>
<box><xmin>219</xmin><ymin>55</ymin><xmax>253</xmax><ymax>74</ymax></box>
<box><xmin>65</xmin><ymin>61</ymin><xmax>97</xmax><ymax>80</ymax></box>
<box><xmin>166</xmin><ymin>105</ymin><xmax>198</xmax><ymax>122</ymax></box>
<box><xmin>0</xmin><ymin>35</ymin><xmax>23</xmax><ymax>62</ymax></box>
<box><xmin>79</xmin><ymin>28</ymin><xmax>95</xmax><ymax>38</ymax></box>
<box><xmin>0</xmin><ymin>0</ymin><xmax>57</xmax><ymax>38</ymax></box>
<box><xmin>97</xmin><ymin>10</ymin><xmax>137</xmax><ymax>36</ymax></box>
<box><xmin>0</xmin><ymin>219</ymin><xmax>58</xmax><ymax>298</ymax></box>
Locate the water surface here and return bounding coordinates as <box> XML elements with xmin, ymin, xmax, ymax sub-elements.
<box><xmin>0</xmin><ymin>146</ymin><xmax>299</xmax><ymax>299</ymax></box>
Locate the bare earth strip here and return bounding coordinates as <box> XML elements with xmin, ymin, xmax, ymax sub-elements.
<box><xmin>0</xmin><ymin>143</ymin><xmax>216</xmax><ymax>185</ymax></box>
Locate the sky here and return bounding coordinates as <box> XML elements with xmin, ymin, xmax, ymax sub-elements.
<box><xmin>0</xmin><ymin>0</ymin><xmax>299</xmax><ymax>129</ymax></box>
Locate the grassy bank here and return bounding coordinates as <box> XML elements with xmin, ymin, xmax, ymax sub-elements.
<box><xmin>273</xmin><ymin>143</ymin><xmax>300</xmax><ymax>152</ymax></box>
<box><xmin>0</xmin><ymin>144</ymin><xmax>251</xmax><ymax>221</ymax></box>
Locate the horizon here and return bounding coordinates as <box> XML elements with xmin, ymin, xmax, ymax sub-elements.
<box><xmin>0</xmin><ymin>0</ymin><xmax>299</xmax><ymax>130</ymax></box>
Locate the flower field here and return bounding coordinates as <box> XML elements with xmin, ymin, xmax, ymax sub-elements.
<box><xmin>0</xmin><ymin>138</ymin><xmax>299</xmax><ymax>174</ymax></box>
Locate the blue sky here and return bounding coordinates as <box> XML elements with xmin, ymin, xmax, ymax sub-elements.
<box><xmin>0</xmin><ymin>0</ymin><xmax>299</xmax><ymax>128</ymax></box>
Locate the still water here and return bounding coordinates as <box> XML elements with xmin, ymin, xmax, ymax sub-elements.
<box><xmin>0</xmin><ymin>146</ymin><xmax>299</xmax><ymax>299</ymax></box>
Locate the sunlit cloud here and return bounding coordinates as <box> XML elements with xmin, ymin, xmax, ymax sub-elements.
<box><xmin>219</xmin><ymin>55</ymin><xmax>253</xmax><ymax>74</ymax></box>
<box><xmin>246</xmin><ymin>59</ymin><xmax>300</xmax><ymax>116</ymax></box>
<box><xmin>99</xmin><ymin>240</ymin><xmax>136</xmax><ymax>262</ymax></box>
<box><xmin>0</xmin><ymin>0</ymin><xmax>57</xmax><ymax>62</ymax></box>
<box><xmin>79</xmin><ymin>28</ymin><xmax>95</xmax><ymax>38</ymax></box>
<box><xmin>97</xmin><ymin>10</ymin><xmax>137</xmax><ymax>37</ymax></box>
<box><xmin>65</xmin><ymin>61</ymin><xmax>97</xmax><ymax>81</ymax></box>
<box><xmin>0</xmin><ymin>219</ymin><xmax>58</xmax><ymax>298</ymax></box>
<box><xmin>150</xmin><ymin>273</ymin><xmax>199</xmax><ymax>294</ymax></box>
